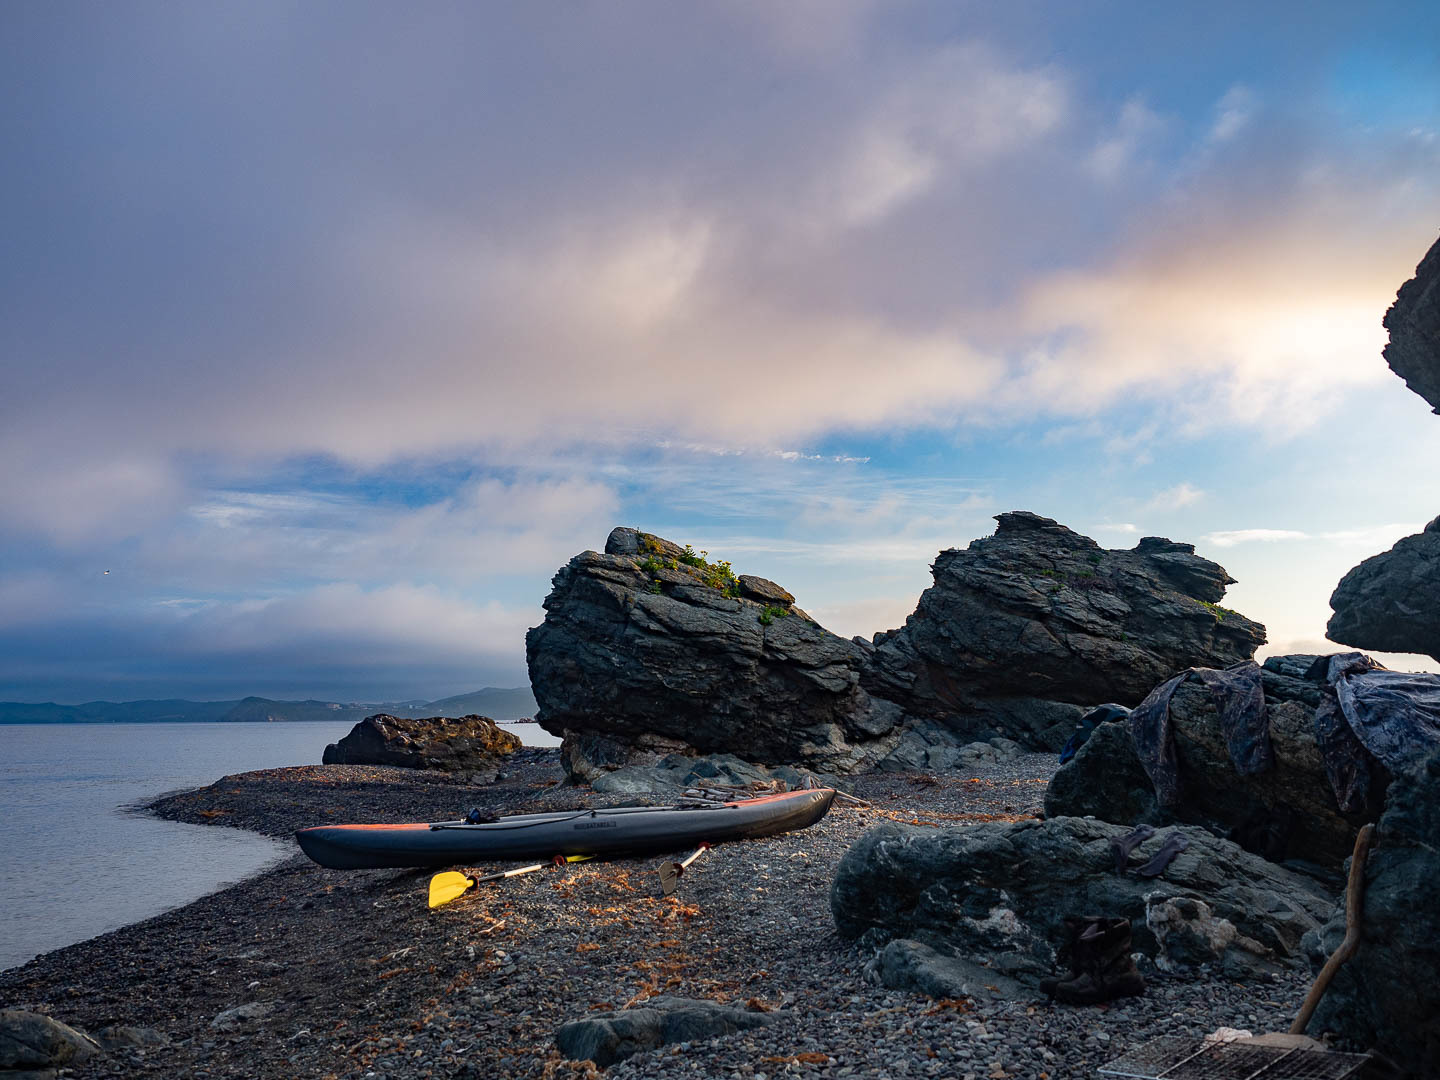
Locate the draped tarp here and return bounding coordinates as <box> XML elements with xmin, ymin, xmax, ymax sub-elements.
<box><xmin>1129</xmin><ymin>660</ymin><xmax>1270</xmax><ymax>808</ymax></box>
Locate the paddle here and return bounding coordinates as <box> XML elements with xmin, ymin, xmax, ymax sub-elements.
<box><xmin>659</xmin><ymin>843</ymin><xmax>710</xmax><ymax>896</ymax></box>
<box><xmin>428</xmin><ymin>854</ymin><xmax>595</xmax><ymax>909</ymax></box>
<box><xmin>429</xmin><ymin>863</ymin><xmax>545</xmax><ymax>909</ymax></box>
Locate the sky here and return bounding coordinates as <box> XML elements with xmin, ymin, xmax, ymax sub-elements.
<box><xmin>3</xmin><ymin>1</ymin><xmax>1440</xmax><ymax>703</ymax></box>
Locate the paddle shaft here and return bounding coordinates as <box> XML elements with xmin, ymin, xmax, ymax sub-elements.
<box><xmin>473</xmin><ymin>862</ymin><xmax>546</xmax><ymax>885</ymax></box>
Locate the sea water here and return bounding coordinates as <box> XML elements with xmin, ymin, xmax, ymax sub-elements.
<box><xmin>0</xmin><ymin>720</ymin><xmax>560</xmax><ymax>971</ymax></box>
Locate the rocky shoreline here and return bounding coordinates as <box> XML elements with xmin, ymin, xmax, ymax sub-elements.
<box><xmin>0</xmin><ymin>751</ymin><xmax>1321</xmax><ymax>1080</ymax></box>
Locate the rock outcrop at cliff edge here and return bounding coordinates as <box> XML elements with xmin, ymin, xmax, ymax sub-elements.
<box><xmin>526</xmin><ymin>528</ymin><xmax>899</xmax><ymax>775</ymax></box>
<box><xmin>322</xmin><ymin>713</ymin><xmax>521</xmax><ymax>773</ymax></box>
<box><xmin>1327</xmin><ymin>516</ymin><xmax>1440</xmax><ymax>662</ymax></box>
<box><xmin>863</xmin><ymin>512</ymin><xmax>1266</xmax><ymax>749</ymax></box>
<box><xmin>1383</xmin><ymin>232</ymin><xmax>1440</xmax><ymax>414</ymax></box>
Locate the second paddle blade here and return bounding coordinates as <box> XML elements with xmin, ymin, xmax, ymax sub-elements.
<box><xmin>659</xmin><ymin>861</ymin><xmax>682</xmax><ymax>896</ymax></box>
<box><xmin>428</xmin><ymin>871</ymin><xmax>475</xmax><ymax>909</ymax></box>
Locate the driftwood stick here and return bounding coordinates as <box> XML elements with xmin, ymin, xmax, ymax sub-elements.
<box><xmin>1290</xmin><ymin>822</ymin><xmax>1376</xmax><ymax>1035</ymax></box>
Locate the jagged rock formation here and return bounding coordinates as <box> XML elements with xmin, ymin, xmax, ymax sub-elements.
<box><xmin>1327</xmin><ymin>235</ymin><xmax>1440</xmax><ymax>660</ymax></box>
<box><xmin>527</xmin><ymin>528</ymin><xmax>899</xmax><ymax>776</ymax></box>
<box><xmin>1328</xmin><ymin>516</ymin><xmax>1440</xmax><ymax>662</ymax></box>
<box><xmin>1383</xmin><ymin>232</ymin><xmax>1440</xmax><ymax>413</ymax></box>
<box><xmin>865</xmin><ymin>512</ymin><xmax>1265</xmax><ymax>750</ymax></box>
<box><xmin>527</xmin><ymin>517</ymin><xmax>1265</xmax><ymax>777</ymax></box>
<box><xmin>321</xmin><ymin>713</ymin><xmax>521</xmax><ymax>774</ymax></box>
<box><xmin>1303</xmin><ymin>751</ymin><xmax>1440</xmax><ymax>1076</ymax></box>
<box><xmin>830</xmin><ymin>816</ymin><xmax>1333</xmax><ymax>997</ymax></box>
<box><xmin>1044</xmin><ymin>655</ymin><xmax>1377</xmax><ymax>867</ymax></box>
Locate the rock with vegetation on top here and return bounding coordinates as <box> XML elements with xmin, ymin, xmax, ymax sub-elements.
<box><xmin>554</xmin><ymin>995</ymin><xmax>775</xmax><ymax>1068</ymax></box>
<box><xmin>527</xmin><ymin>528</ymin><xmax>902</xmax><ymax>776</ymax></box>
<box><xmin>864</xmin><ymin>512</ymin><xmax>1266</xmax><ymax>751</ymax></box>
<box><xmin>1382</xmin><ymin>232</ymin><xmax>1440</xmax><ymax>414</ymax></box>
<box><xmin>321</xmin><ymin>713</ymin><xmax>521</xmax><ymax>773</ymax></box>
<box><xmin>1303</xmin><ymin>750</ymin><xmax>1440</xmax><ymax>1076</ymax></box>
<box><xmin>1043</xmin><ymin>655</ymin><xmax>1375</xmax><ymax>867</ymax></box>
<box><xmin>831</xmin><ymin>815</ymin><xmax>1334</xmax><ymax>996</ymax></box>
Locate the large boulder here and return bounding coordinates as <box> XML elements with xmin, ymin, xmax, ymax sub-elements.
<box><xmin>527</xmin><ymin>528</ymin><xmax>902</xmax><ymax>776</ymax></box>
<box><xmin>1383</xmin><ymin>232</ymin><xmax>1440</xmax><ymax>414</ymax></box>
<box><xmin>321</xmin><ymin>713</ymin><xmax>521</xmax><ymax>772</ymax></box>
<box><xmin>831</xmin><ymin>816</ymin><xmax>1334</xmax><ymax>996</ymax></box>
<box><xmin>0</xmin><ymin>1010</ymin><xmax>103</xmax><ymax>1074</ymax></box>
<box><xmin>1044</xmin><ymin>655</ymin><xmax>1373</xmax><ymax>867</ymax></box>
<box><xmin>1303</xmin><ymin>751</ymin><xmax>1440</xmax><ymax>1076</ymax></box>
<box><xmin>864</xmin><ymin>512</ymin><xmax>1266</xmax><ymax>750</ymax></box>
<box><xmin>1327</xmin><ymin>517</ymin><xmax>1440</xmax><ymax>663</ymax></box>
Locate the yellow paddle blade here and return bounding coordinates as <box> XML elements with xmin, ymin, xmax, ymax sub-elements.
<box><xmin>428</xmin><ymin>871</ymin><xmax>475</xmax><ymax>909</ymax></box>
<box><xmin>564</xmin><ymin>854</ymin><xmax>594</xmax><ymax>863</ymax></box>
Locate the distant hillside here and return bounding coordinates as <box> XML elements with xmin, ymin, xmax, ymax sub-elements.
<box><xmin>416</xmin><ymin>686</ymin><xmax>536</xmax><ymax>721</ymax></box>
<box><xmin>0</xmin><ymin>699</ymin><xmax>240</xmax><ymax>724</ymax></box>
<box><xmin>0</xmin><ymin>687</ymin><xmax>536</xmax><ymax>724</ymax></box>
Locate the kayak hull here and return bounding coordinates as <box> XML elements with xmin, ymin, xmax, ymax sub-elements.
<box><xmin>294</xmin><ymin>787</ymin><xmax>836</xmax><ymax>869</ymax></box>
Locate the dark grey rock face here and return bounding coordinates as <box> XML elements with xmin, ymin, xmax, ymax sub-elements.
<box><xmin>0</xmin><ymin>1010</ymin><xmax>102</xmax><ymax>1072</ymax></box>
<box><xmin>831</xmin><ymin>816</ymin><xmax>1333</xmax><ymax>992</ymax></box>
<box><xmin>527</xmin><ymin>528</ymin><xmax>899</xmax><ymax>775</ymax></box>
<box><xmin>863</xmin><ymin>512</ymin><xmax>1266</xmax><ymax>749</ymax></box>
<box><xmin>554</xmin><ymin>996</ymin><xmax>774</xmax><ymax>1068</ymax></box>
<box><xmin>1043</xmin><ymin>656</ymin><xmax>1372</xmax><ymax>867</ymax></box>
<box><xmin>1327</xmin><ymin>517</ymin><xmax>1440</xmax><ymax>663</ymax></box>
<box><xmin>1043</xmin><ymin>720</ymin><xmax>1159</xmax><ymax>824</ymax></box>
<box><xmin>528</xmin><ymin>517</ymin><xmax>1264</xmax><ymax>777</ymax></box>
<box><xmin>1383</xmin><ymin>233</ymin><xmax>1440</xmax><ymax>414</ymax></box>
<box><xmin>586</xmin><ymin>752</ymin><xmax>833</xmax><ymax>795</ymax></box>
<box><xmin>321</xmin><ymin>713</ymin><xmax>521</xmax><ymax>773</ymax></box>
<box><xmin>1303</xmin><ymin>752</ymin><xmax>1440</xmax><ymax>1076</ymax></box>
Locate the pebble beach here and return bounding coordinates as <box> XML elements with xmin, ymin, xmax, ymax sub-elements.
<box><xmin>0</xmin><ymin>750</ymin><xmax>1313</xmax><ymax>1079</ymax></box>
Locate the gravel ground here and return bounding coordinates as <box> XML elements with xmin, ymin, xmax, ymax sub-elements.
<box><xmin>0</xmin><ymin>751</ymin><xmax>1315</xmax><ymax>1079</ymax></box>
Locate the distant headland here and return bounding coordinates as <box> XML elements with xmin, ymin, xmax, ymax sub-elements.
<box><xmin>0</xmin><ymin>686</ymin><xmax>536</xmax><ymax>725</ymax></box>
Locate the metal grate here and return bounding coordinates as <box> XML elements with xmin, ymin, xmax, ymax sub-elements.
<box><xmin>1099</xmin><ymin>1036</ymin><xmax>1371</xmax><ymax>1080</ymax></box>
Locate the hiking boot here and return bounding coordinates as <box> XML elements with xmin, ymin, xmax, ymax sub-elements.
<box><xmin>1042</xmin><ymin>917</ymin><xmax>1145</xmax><ymax>1005</ymax></box>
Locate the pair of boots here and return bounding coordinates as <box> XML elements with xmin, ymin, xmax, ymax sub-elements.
<box><xmin>1040</xmin><ymin>916</ymin><xmax>1145</xmax><ymax>1004</ymax></box>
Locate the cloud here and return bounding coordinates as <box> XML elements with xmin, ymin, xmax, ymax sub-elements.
<box><xmin>1204</xmin><ymin>528</ymin><xmax>1310</xmax><ymax>547</ymax></box>
<box><xmin>0</xmin><ymin>577</ymin><xmax>538</xmax><ymax>701</ymax></box>
<box><xmin>1017</xmin><ymin>136</ymin><xmax>1440</xmax><ymax>428</ymax></box>
<box><xmin>1208</xmin><ymin>85</ymin><xmax>1256</xmax><ymax>144</ymax></box>
<box><xmin>1087</xmin><ymin>97</ymin><xmax>1166</xmax><ymax>181</ymax></box>
<box><xmin>1203</xmin><ymin>522</ymin><xmax>1423</xmax><ymax>549</ymax></box>
<box><xmin>1146</xmin><ymin>483</ymin><xmax>1205</xmax><ymax>511</ymax></box>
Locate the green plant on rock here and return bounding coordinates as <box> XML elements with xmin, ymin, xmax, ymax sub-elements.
<box><xmin>648</xmin><ymin>579</ymin><xmax>663</xmax><ymax>594</ymax></box>
<box><xmin>1198</xmin><ymin>599</ymin><xmax>1238</xmax><ymax>622</ymax></box>
<box><xmin>638</xmin><ymin>555</ymin><xmax>665</xmax><ymax>574</ymax></box>
<box><xmin>1088</xmin><ymin>553</ymin><xmax>1104</xmax><ymax>565</ymax></box>
<box><xmin>1071</xmin><ymin>566</ymin><xmax>1095</xmax><ymax>579</ymax></box>
<box><xmin>1038</xmin><ymin>568</ymin><xmax>1057</xmax><ymax>578</ymax></box>
<box><xmin>758</xmin><ymin>605</ymin><xmax>790</xmax><ymax>626</ymax></box>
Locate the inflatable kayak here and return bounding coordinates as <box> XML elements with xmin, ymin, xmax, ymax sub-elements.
<box><xmin>295</xmin><ymin>787</ymin><xmax>836</xmax><ymax>870</ymax></box>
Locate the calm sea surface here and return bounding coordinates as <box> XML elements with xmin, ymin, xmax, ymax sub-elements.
<box><xmin>0</xmin><ymin>721</ymin><xmax>559</xmax><ymax>972</ymax></box>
